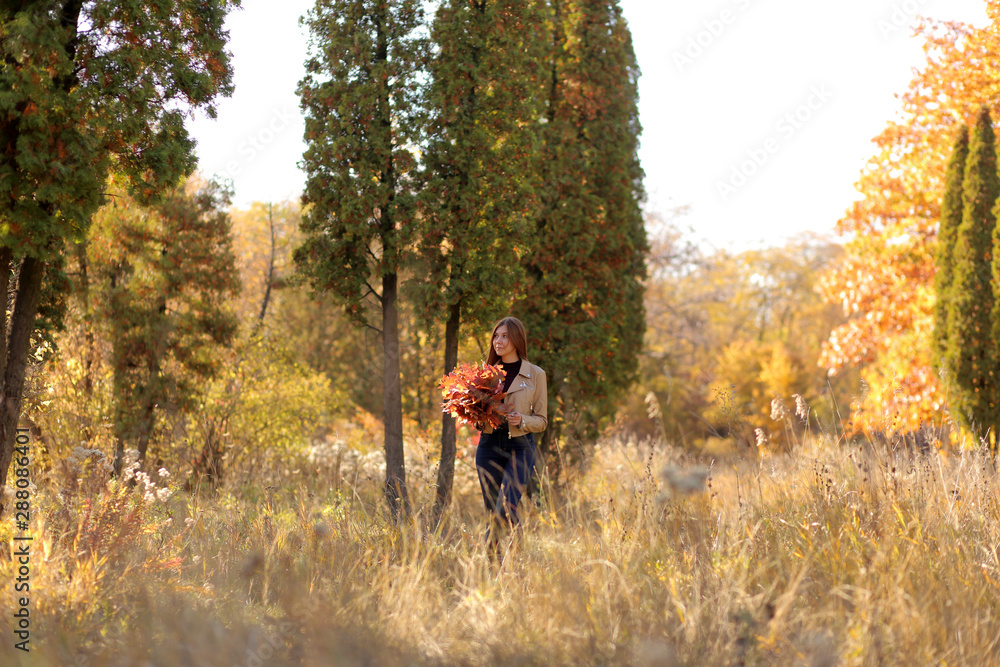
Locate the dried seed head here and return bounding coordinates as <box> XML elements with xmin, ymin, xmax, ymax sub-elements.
<box><xmin>770</xmin><ymin>397</ymin><xmax>789</xmax><ymax>421</ymax></box>
<box><xmin>793</xmin><ymin>394</ymin><xmax>809</xmax><ymax>422</ymax></box>
<box><xmin>645</xmin><ymin>392</ymin><xmax>663</xmax><ymax>422</ymax></box>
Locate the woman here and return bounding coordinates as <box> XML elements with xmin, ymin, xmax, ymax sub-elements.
<box><xmin>475</xmin><ymin>316</ymin><xmax>547</xmax><ymax>532</ymax></box>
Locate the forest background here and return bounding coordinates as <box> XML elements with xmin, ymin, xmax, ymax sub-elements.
<box><xmin>7</xmin><ymin>0</ymin><xmax>1000</xmax><ymax>664</ymax></box>
<box><xmin>4</xmin><ymin>0</ymin><xmax>1000</xmax><ymax>513</ymax></box>
<box><xmin>0</xmin><ymin>0</ymin><xmax>866</xmax><ymax>504</ymax></box>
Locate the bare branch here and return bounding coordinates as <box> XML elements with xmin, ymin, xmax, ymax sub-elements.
<box><xmin>362</xmin><ymin>279</ymin><xmax>383</xmax><ymax>305</ymax></box>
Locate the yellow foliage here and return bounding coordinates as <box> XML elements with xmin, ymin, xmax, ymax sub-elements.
<box><xmin>822</xmin><ymin>6</ymin><xmax>1000</xmax><ymax>433</ymax></box>
<box><xmin>633</xmin><ymin>220</ymin><xmax>853</xmax><ymax>449</ymax></box>
<box><xmin>706</xmin><ymin>340</ymin><xmax>812</xmax><ymax>450</ymax></box>
<box><xmin>193</xmin><ymin>331</ymin><xmax>343</xmax><ymax>484</ymax></box>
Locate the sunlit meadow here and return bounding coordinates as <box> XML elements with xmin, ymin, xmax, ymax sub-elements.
<box><xmin>3</xmin><ymin>397</ymin><xmax>1000</xmax><ymax>667</ymax></box>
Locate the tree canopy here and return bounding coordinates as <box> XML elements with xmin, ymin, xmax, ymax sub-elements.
<box><xmin>296</xmin><ymin>0</ymin><xmax>427</xmax><ymax>519</ymax></box>
<box><xmin>821</xmin><ymin>6</ymin><xmax>1000</xmax><ymax>433</ymax></box>
<box><xmin>0</xmin><ymin>0</ymin><xmax>239</xmax><ymax>510</ymax></box>
<box><xmin>515</xmin><ymin>0</ymin><xmax>648</xmax><ymax>463</ymax></box>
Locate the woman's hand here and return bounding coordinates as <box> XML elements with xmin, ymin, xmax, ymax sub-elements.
<box><xmin>507</xmin><ymin>411</ymin><xmax>522</xmax><ymax>427</ymax></box>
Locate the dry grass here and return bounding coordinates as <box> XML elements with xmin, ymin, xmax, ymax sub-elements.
<box><xmin>3</xmin><ymin>432</ymin><xmax>1000</xmax><ymax>666</ymax></box>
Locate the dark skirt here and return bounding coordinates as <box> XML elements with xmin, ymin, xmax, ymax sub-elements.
<box><xmin>475</xmin><ymin>429</ymin><xmax>536</xmax><ymax>524</ymax></box>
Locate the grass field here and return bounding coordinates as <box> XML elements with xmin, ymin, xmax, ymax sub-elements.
<box><xmin>2</xmin><ymin>428</ymin><xmax>1000</xmax><ymax>666</ymax></box>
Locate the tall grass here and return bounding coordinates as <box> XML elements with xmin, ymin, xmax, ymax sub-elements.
<box><xmin>3</xmin><ymin>430</ymin><xmax>1000</xmax><ymax>665</ymax></box>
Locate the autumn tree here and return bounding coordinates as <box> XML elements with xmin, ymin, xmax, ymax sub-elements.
<box><xmin>631</xmin><ymin>226</ymin><xmax>852</xmax><ymax>451</ymax></box>
<box><xmin>932</xmin><ymin>126</ymin><xmax>969</xmax><ymax>381</ymax></box>
<box><xmin>705</xmin><ymin>241</ymin><xmax>853</xmax><ymax>448</ymax></box>
<box><xmin>821</xmin><ymin>7</ymin><xmax>1000</xmax><ymax>434</ymax></box>
<box><xmin>515</xmin><ymin>0</ymin><xmax>648</xmax><ymax>467</ymax></box>
<box><xmin>0</xmin><ymin>0</ymin><xmax>238</xmax><ymax>510</ymax></box>
<box><xmin>417</xmin><ymin>0</ymin><xmax>547</xmax><ymax>519</ymax></box>
<box><xmin>296</xmin><ymin>0</ymin><xmax>426</xmax><ymax>519</ymax></box>
<box><xmin>87</xmin><ymin>179</ymin><xmax>239</xmax><ymax>473</ymax></box>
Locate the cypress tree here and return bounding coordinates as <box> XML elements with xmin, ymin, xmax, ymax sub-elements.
<box><xmin>933</xmin><ymin>125</ymin><xmax>969</xmax><ymax>387</ymax></box>
<box><xmin>946</xmin><ymin>106</ymin><xmax>999</xmax><ymax>441</ymax></box>
<box><xmin>515</xmin><ymin>0</ymin><xmax>648</xmax><ymax>468</ymax></box>
<box><xmin>296</xmin><ymin>0</ymin><xmax>426</xmax><ymax>519</ymax></box>
<box><xmin>418</xmin><ymin>0</ymin><xmax>548</xmax><ymax>520</ymax></box>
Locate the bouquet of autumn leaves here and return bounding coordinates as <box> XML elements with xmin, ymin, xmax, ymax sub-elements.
<box><xmin>440</xmin><ymin>362</ymin><xmax>511</xmax><ymax>429</ymax></box>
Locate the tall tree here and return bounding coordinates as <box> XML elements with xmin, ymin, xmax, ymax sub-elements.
<box><xmin>87</xmin><ymin>178</ymin><xmax>239</xmax><ymax>475</ymax></box>
<box><xmin>515</xmin><ymin>0</ymin><xmax>648</xmax><ymax>468</ymax></box>
<box><xmin>418</xmin><ymin>0</ymin><xmax>547</xmax><ymax>520</ymax></box>
<box><xmin>933</xmin><ymin>126</ymin><xmax>969</xmax><ymax>395</ymax></box>
<box><xmin>0</xmin><ymin>0</ymin><xmax>238</xmax><ymax>512</ymax></box>
<box><xmin>820</xmin><ymin>8</ymin><xmax>1000</xmax><ymax>434</ymax></box>
<box><xmin>296</xmin><ymin>0</ymin><xmax>426</xmax><ymax>519</ymax></box>
<box><xmin>946</xmin><ymin>106</ymin><xmax>999</xmax><ymax>441</ymax></box>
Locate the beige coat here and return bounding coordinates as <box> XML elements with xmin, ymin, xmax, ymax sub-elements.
<box><xmin>482</xmin><ymin>358</ymin><xmax>547</xmax><ymax>438</ymax></box>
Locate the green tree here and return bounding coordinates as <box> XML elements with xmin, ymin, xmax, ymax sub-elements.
<box><xmin>515</xmin><ymin>0</ymin><xmax>647</xmax><ymax>468</ymax></box>
<box><xmin>296</xmin><ymin>0</ymin><xmax>426</xmax><ymax>519</ymax></box>
<box><xmin>418</xmin><ymin>0</ymin><xmax>547</xmax><ymax>519</ymax></box>
<box><xmin>0</xmin><ymin>0</ymin><xmax>238</xmax><ymax>509</ymax></box>
<box><xmin>946</xmin><ymin>106</ymin><xmax>999</xmax><ymax>441</ymax></box>
<box><xmin>88</xmin><ymin>179</ymin><xmax>239</xmax><ymax>473</ymax></box>
<box><xmin>933</xmin><ymin>126</ymin><xmax>969</xmax><ymax>393</ymax></box>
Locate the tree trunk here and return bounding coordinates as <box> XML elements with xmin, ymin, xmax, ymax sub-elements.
<box><xmin>432</xmin><ymin>300</ymin><xmax>461</xmax><ymax>524</ymax></box>
<box><xmin>186</xmin><ymin>419</ymin><xmax>225</xmax><ymax>491</ymax></box>
<box><xmin>108</xmin><ymin>263</ymin><xmax>130</xmax><ymax>476</ymax></box>
<box><xmin>382</xmin><ymin>271</ymin><xmax>410</xmax><ymax>520</ymax></box>
<box><xmin>257</xmin><ymin>203</ymin><xmax>276</xmax><ymax>327</ymax></box>
<box><xmin>0</xmin><ymin>248</ymin><xmax>11</xmax><ymax>383</ymax></box>
<box><xmin>372</xmin><ymin>5</ymin><xmax>410</xmax><ymax>521</ymax></box>
<box><xmin>138</xmin><ymin>296</ymin><xmax>168</xmax><ymax>463</ymax></box>
<box><xmin>135</xmin><ymin>382</ymin><xmax>157</xmax><ymax>464</ymax></box>
<box><xmin>112</xmin><ymin>396</ymin><xmax>128</xmax><ymax>475</ymax></box>
<box><xmin>537</xmin><ymin>367</ymin><xmax>564</xmax><ymax>483</ymax></box>
<box><xmin>74</xmin><ymin>242</ymin><xmax>95</xmax><ymax>399</ymax></box>
<box><xmin>0</xmin><ymin>256</ymin><xmax>45</xmax><ymax>516</ymax></box>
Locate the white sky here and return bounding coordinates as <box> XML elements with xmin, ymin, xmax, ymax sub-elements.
<box><xmin>187</xmin><ymin>0</ymin><xmax>990</xmax><ymax>251</ymax></box>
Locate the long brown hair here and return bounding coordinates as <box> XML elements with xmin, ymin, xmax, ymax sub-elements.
<box><xmin>486</xmin><ymin>317</ymin><xmax>527</xmax><ymax>366</ymax></box>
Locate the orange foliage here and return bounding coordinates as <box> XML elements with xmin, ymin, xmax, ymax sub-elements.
<box><xmin>822</xmin><ymin>7</ymin><xmax>1000</xmax><ymax>433</ymax></box>
<box><xmin>439</xmin><ymin>363</ymin><xmax>511</xmax><ymax>429</ymax></box>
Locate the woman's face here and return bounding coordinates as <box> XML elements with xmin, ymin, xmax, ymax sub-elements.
<box><xmin>493</xmin><ymin>325</ymin><xmax>515</xmax><ymax>359</ymax></box>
